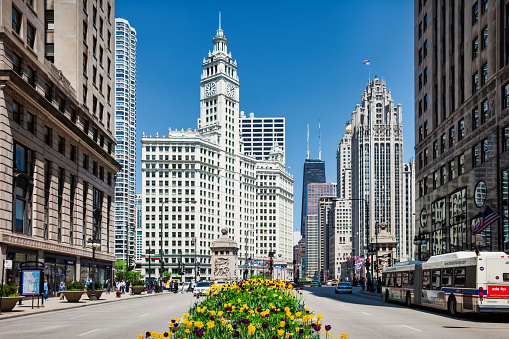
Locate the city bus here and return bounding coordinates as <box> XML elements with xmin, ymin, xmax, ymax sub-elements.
<box><xmin>381</xmin><ymin>251</ymin><xmax>509</xmax><ymax>315</ymax></box>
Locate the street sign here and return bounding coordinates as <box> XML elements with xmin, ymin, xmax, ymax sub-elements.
<box><xmin>243</xmin><ymin>264</ymin><xmax>249</xmax><ymax>268</ymax></box>
<box><xmin>4</xmin><ymin>260</ymin><xmax>12</xmax><ymax>270</ymax></box>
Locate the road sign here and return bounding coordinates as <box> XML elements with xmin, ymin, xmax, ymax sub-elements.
<box><xmin>4</xmin><ymin>260</ymin><xmax>12</xmax><ymax>270</ymax></box>
<box><xmin>243</xmin><ymin>264</ymin><xmax>249</xmax><ymax>268</ymax></box>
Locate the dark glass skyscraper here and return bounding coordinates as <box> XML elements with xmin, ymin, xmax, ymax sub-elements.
<box><xmin>301</xmin><ymin>159</ymin><xmax>326</xmax><ymax>237</ymax></box>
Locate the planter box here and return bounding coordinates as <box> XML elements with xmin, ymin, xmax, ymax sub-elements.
<box><xmin>86</xmin><ymin>289</ymin><xmax>105</xmax><ymax>300</ymax></box>
<box><xmin>61</xmin><ymin>290</ymin><xmax>84</xmax><ymax>302</ymax></box>
<box><xmin>132</xmin><ymin>286</ymin><xmax>145</xmax><ymax>294</ymax></box>
<box><xmin>0</xmin><ymin>297</ymin><xmax>24</xmax><ymax>312</ymax></box>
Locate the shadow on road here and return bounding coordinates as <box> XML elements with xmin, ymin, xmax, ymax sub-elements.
<box><xmin>297</xmin><ymin>286</ymin><xmax>509</xmax><ymax>324</ymax></box>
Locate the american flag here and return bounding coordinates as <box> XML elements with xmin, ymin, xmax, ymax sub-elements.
<box><xmin>363</xmin><ymin>60</ymin><xmax>370</xmax><ymax>65</ymax></box>
<box><xmin>472</xmin><ymin>206</ymin><xmax>500</xmax><ymax>235</ymax></box>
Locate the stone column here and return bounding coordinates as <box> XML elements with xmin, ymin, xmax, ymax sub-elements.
<box><xmin>76</xmin><ymin>255</ymin><xmax>81</xmax><ymax>282</ymax></box>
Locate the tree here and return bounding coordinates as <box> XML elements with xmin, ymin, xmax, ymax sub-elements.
<box><xmin>115</xmin><ymin>260</ymin><xmax>126</xmax><ymax>281</ymax></box>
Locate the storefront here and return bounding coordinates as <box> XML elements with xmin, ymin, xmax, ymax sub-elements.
<box><xmin>4</xmin><ymin>246</ymin><xmax>38</xmax><ymax>288</ymax></box>
<box><xmin>44</xmin><ymin>255</ymin><xmax>76</xmax><ymax>297</ymax></box>
<box><xmin>80</xmin><ymin>260</ymin><xmax>112</xmax><ymax>285</ymax></box>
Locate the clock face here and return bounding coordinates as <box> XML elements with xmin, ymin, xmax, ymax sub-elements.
<box><xmin>205</xmin><ymin>82</ymin><xmax>216</xmax><ymax>97</ymax></box>
<box><xmin>226</xmin><ymin>83</ymin><xmax>235</xmax><ymax>97</ymax></box>
<box><xmin>474</xmin><ymin>181</ymin><xmax>487</xmax><ymax>208</ymax></box>
<box><xmin>420</xmin><ymin>208</ymin><xmax>427</xmax><ymax>228</ymax></box>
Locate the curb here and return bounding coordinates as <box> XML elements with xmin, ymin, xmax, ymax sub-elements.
<box><xmin>359</xmin><ymin>290</ymin><xmax>382</xmax><ymax>298</ymax></box>
<box><xmin>0</xmin><ymin>292</ymin><xmax>170</xmax><ymax>321</ymax></box>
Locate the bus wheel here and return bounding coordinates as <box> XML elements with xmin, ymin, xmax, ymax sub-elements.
<box><xmin>448</xmin><ymin>297</ymin><xmax>457</xmax><ymax>317</ymax></box>
<box><xmin>406</xmin><ymin>292</ymin><xmax>412</xmax><ymax>307</ymax></box>
<box><xmin>384</xmin><ymin>291</ymin><xmax>390</xmax><ymax>303</ymax></box>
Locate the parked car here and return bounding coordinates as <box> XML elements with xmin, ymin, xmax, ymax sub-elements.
<box><xmin>335</xmin><ymin>282</ymin><xmax>353</xmax><ymax>294</ymax></box>
<box><xmin>213</xmin><ymin>280</ymin><xmax>228</xmax><ymax>286</ymax></box>
<box><xmin>193</xmin><ymin>281</ymin><xmax>212</xmax><ymax>296</ymax></box>
<box><xmin>310</xmin><ymin>280</ymin><xmax>321</xmax><ymax>287</ymax></box>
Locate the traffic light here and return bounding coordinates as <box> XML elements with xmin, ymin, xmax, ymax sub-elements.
<box><xmin>243</xmin><ymin>268</ymin><xmax>248</xmax><ymax>280</ymax></box>
<box><xmin>365</xmin><ymin>258</ymin><xmax>370</xmax><ymax>267</ymax></box>
<box><xmin>269</xmin><ymin>257</ymin><xmax>273</xmax><ymax>269</ymax></box>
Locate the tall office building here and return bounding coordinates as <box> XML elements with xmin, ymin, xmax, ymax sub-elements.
<box><xmin>141</xmin><ymin>20</ymin><xmax>267</xmax><ymax>282</ymax></box>
<box><xmin>300</xmin><ymin>159</ymin><xmax>326</xmax><ymax>238</ymax></box>
<box><xmin>329</xmin><ymin>122</ymin><xmax>353</xmax><ymax>279</ymax></box>
<box><xmin>114</xmin><ymin>18</ymin><xmax>137</xmax><ymax>261</ymax></box>
<box><xmin>254</xmin><ymin>146</ymin><xmax>294</xmax><ymax>263</ymax></box>
<box><xmin>351</xmin><ymin>78</ymin><xmax>406</xmax><ymax>260</ymax></box>
<box><xmin>135</xmin><ymin>193</ymin><xmax>143</xmax><ymax>261</ymax></box>
<box><xmin>240</xmin><ymin>111</ymin><xmax>285</xmax><ymax>162</ymax></box>
<box><xmin>305</xmin><ymin>183</ymin><xmax>335</xmax><ymax>279</ymax></box>
<box><xmin>0</xmin><ymin>0</ymin><xmax>119</xmax><ymax>293</ymax></box>
<box><xmin>415</xmin><ymin>1</ymin><xmax>509</xmax><ymax>256</ymax></box>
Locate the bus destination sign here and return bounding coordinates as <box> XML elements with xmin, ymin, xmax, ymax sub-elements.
<box><xmin>488</xmin><ymin>286</ymin><xmax>509</xmax><ymax>298</ymax></box>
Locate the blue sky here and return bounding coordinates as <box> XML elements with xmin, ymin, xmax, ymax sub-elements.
<box><xmin>115</xmin><ymin>0</ymin><xmax>415</xmax><ymax>233</ymax></box>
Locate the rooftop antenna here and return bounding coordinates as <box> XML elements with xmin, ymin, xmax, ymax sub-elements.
<box><xmin>307</xmin><ymin>124</ymin><xmax>310</xmax><ymax>160</ymax></box>
<box><xmin>219</xmin><ymin>11</ymin><xmax>221</xmax><ymax>30</ymax></box>
<box><xmin>318</xmin><ymin>120</ymin><xmax>322</xmax><ymax>160</ymax></box>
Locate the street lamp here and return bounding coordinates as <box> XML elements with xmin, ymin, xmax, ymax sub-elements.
<box><xmin>160</xmin><ymin>200</ymin><xmax>168</xmax><ymax>292</ymax></box>
<box><xmin>191</xmin><ymin>237</ymin><xmax>197</xmax><ymax>283</ymax></box>
<box><xmin>413</xmin><ymin>230</ymin><xmax>428</xmax><ymax>261</ymax></box>
<box><xmin>145</xmin><ymin>248</ymin><xmax>154</xmax><ymax>293</ymax></box>
<box><xmin>86</xmin><ymin>237</ymin><xmax>101</xmax><ymax>301</ymax></box>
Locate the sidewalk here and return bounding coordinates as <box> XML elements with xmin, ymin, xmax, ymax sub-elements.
<box><xmin>359</xmin><ymin>289</ymin><xmax>382</xmax><ymax>298</ymax></box>
<box><xmin>0</xmin><ymin>290</ymin><xmax>170</xmax><ymax>321</ymax></box>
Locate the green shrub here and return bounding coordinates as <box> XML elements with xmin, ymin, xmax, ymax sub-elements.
<box><xmin>65</xmin><ymin>281</ymin><xmax>85</xmax><ymax>291</ymax></box>
<box><xmin>133</xmin><ymin>279</ymin><xmax>145</xmax><ymax>287</ymax></box>
<box><xmin>0</xmin><ymin>284</ymin><xmax>18</xmax><ymax>297</ymax></box>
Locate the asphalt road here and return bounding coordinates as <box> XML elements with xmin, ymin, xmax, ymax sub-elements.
<box><xmin>302</xmin><ymin>286</ymin><xmax>509</xmax><ymax>338</ymax></box>
<box><xmin>3</xmin><ymin>287</ymin><xmax>509</xmax><ymax>338</ymax></box>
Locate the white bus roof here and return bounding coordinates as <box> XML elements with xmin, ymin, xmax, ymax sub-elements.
<box><xmin>426</xmin><ymin>251</ymin><xmax>508</xmax><ymax>263</ymax></box>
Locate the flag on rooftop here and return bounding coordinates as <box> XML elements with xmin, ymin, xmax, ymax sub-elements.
<box><xmin>363</xmin><ymin>60</ymin><xmax>370</xmax><ymax>65</ymax></box>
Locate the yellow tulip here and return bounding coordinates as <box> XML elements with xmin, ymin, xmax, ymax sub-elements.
<box><xmin>169</xmin><ymin>322</ymin><xmax>174</xmax><ymax>328</ymax></box>
<box><xmin>280</xmin><ymin>321</ymin><xmax>285</xmax><ymax>327</ymax></box>
<box><xmin>175</xmin><ymin>317</ymin><xmax>181</xmax><ymax>322</ymax></box>
<box><xmin>222</xmin><ymin>320</ymin><xmax>227</xmax><ymax>326</ymax></box>
<box><xmin>138</xmin><ymin>335</ymin><xmax>143</xmax><ymax>339</ymax></box>
<box><xmin>296</xmin><ymin>312</ymin><xmax>302</xmax><ymax>317</ymax></box>
<box><xmin>278</xmin><ymin>329</ymin><xmax>285</xmax><ymax>336</ymax></box>
<box><xmin>185</xmin><ymin>329</ymin><xmax>190</xmax><ymax>334</ymax></box>
<box><xmin>207</xmin><ymin>321</ymin><xmax>214</xmax><ymax>329</ymax></box>
<box><xmin>290</xmin><ymin>315</ymin><xmax>295</xmax><ymax>321</ymax></box>
<box><xmin>218</xmin><ymin>311</ymin><xmax>223</xmax><ymax>316</ymax></box>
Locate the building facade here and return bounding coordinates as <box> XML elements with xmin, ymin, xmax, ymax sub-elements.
<box><xmin>305</xmin><ymin>183</ymin><xmax>335</xmax><ymax>279</ymax></box>
<box><xmin>135</xmin><ymin>193</ymin><xmax>143</xmax><ymax>262</ymax></box>
<box><xmin>351</xmin><ymin>78</ymin><xmax>406</xmax><ymax>260</ymax></box>
<box><xmin>0</xmin><ymin>0</ymin><xmax>119</xmax><ymax>295</ymax></box>
<box><xmin>300</xmin><ymin>159</ymin><xmax>326</xmax><ymax>238</ymax></box>
<box><xmin>114</xmin><ymin>18</ymin><xmax>137</xmax><ymax>261</ymax></box>
<box><xmin>240</xmin><ymin>111</ymin><xmax>285</xmax><ymax>162</ymax></box>
<box><xmin>414</xmin><ymin>0</ymin><xmax>509</xmax><ymax>257</ymax></box>
<box><xmin>403</xmin><ymin>158</ymin><xmax>416</xmax><ymax>260</ymax></box>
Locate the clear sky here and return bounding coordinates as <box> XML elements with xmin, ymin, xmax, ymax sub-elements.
<box><xmin>115</xmin><ymin>0</ymin><xmax>415</xmax><ymax>233</ymax></box>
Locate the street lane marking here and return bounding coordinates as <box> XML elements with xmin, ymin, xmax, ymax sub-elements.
<box><xmin>71</xmin><ymin>315</ymin><xmax>86</xmax><ymax>319</ymax></box>
<box><xmin>361</xmin><ymin>312</ymin><xmax>370</xmax><ymax>315</ymax></box>
<box><xmin>139</xmin><ymin>313</ymin><xmax>150</xmax><ymax>317</ymax></box>
<box><xmin>402</xmin><ymin>325</ymin><xmax>421</xmax><ymax>332</ymax></box>
<box><xmin>78</xmin><ymin>328</ymin><xmax>100</xmax><ymax>336</ymax></box>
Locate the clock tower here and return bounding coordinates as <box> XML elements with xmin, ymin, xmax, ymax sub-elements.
<box><xmin>199</xmin><ymin>15</ymin><xmax>240</xmax><ymax>153</ymax></box>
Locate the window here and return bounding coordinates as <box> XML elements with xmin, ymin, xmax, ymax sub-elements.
<box><xmin>14</xmin><ymin>143</ymin><xmax>34</xmax><ymax>235</ymax></box>
<box><xmin>83</xmin><ymin>153</ymin><xmax>89</xmax><ymax>170</ymax></box>
<box><xmin>12</xmin><ymin>53</ymin><xmax>21</xmax><ymax>75</ymax></box>
<box><xmin>58</xmin><ymin>96</ymin><xmax>65</xmax><ymax>113</ymax></box>
<box><xmin>83</xmin><ymin>53</ymin><xmax>88</xmax><ymax>75</ymax></box>
<box><xmin>419</xmin><ymin>74</ymin><xmax>423</xmax><ymax>90</ymax></box>
<box><xmin>505</xmin><ymin>126</ymin><xmax>509</xmax><ymax>151</ymax></box>
<box><xmin>424</xmin><ymin>67</ymin><xmax>428</xmax><ymax>84</ymax></box>
<box><xmin>482</xmin><ymin>63</ymin><xmax>488</xmax><ymax>86</ymax></box>
<box><xmin>71</xmin><ymin>108</ymin><xmax>78</xmax><ymax>123</ymax></box>
<box><xmin>419</xmin><ymin>22</ymin><xmax>422</xmax><ymax>38</ymax></box>
<box><xmin>419</xmin><ymin>100</ymin><xmax>423</xmax><ymax>116</ymax></box>
<box><xmin>45</xmin><ymin>83</ymin><xmax>53</xmax><ymax>101</ymax></box>
<box><xmin>44</xmin><ymin>126</ymin><xmax>52</xmax><ymax>146</ymax></box>
<box><xmin>449</xmin><ymin>159</ymin><xmax>456</xmax><ymax>180</ymax></box>
<box><xmin>441</xmin><ymin>134</ymin><xmax>446</xmax><ymax>153</ymax></box>
<box><xmin>27</xmin><ymin>23</ymin><xmax>35</xmax><ymax>49</ymax></box>
<box><xmin>13</xmin><ymin>100</ymin><xmax>21</xmax><ymax>124</ymax></box>
<box><xmin>473</xmin><ymin>107</ymin><xmax>479</xmax><ymax>129</ymax></box>
<box><xmin>419</xmin><ymin>48</ymin><xmax>423</xmax><ymax>64</ymax></box>
<box><xmin>433</xmin><ymin>140</ymin><xmax>438</xmax><ymax>159</ymax></box>
<box><xmin>424</xmin><ymin>14</ymin><xmax>427</xmax><ymax>31</ymax></box>
<box><xmin>93</xmin><ymin>96</ymin><xmax>97</xmax><ymax>115</ymax></box>
<box><xmin>482</xmin><ymin>27</ymin><xmax>488</xmax><ymax>50</ymax></box>
<box><xmin>481</xmin><ymin>0</ymin><xmax>488</xmax><ymax>14</ymax></box>
<box><xmin>473</xmin><ymin>2</ymin><xmax>479</xmax><ymax>25</ymax></box>
<box><xmin>12</xmin><ymin>7</ymin><xmax>21</xmax><ymax>34</ymax></box>
<box><xmin>424</xmin><ymin>94</ymin><xmax>428</xmax><ymax>111</ymax></box>
<box><xmin>93</xmin><ymin>161</ymin><xmax>98</xmax><ymax>176</ymax></box>
<box><xmin>424</xmin><ymin>40</ymin><xmax>428</xmax><ymax>58</ymax></box>
<box><xmin>27</xmin><ymin>66</ymin><xmax>35</xmax><ymax>87</ymax></box>
<box><xmin>441</xmin><ymin>165</ymin><xmax>447</xmax><ymax>185</ymax></box>
<box><xmin>459</xmin><ymin>153</ymin><xmax>465</xmax><ymax>175</ymax></box>
<box><xmin>473</xmin><ymin>37</ymin><xmax>478</xmax><ymax>59</ymax></box>
<box><xmin>419</xmin><ymin>126</ymin><xmax>423</xmax><ymax>142</ymax></box>
<box><xmin>472</xmin><ymin>144</ymin><xmax>479</xmax><ymax>167</ymax></box>
<box><xmin>14</xmin><ymin>142</ymin><xmax>34</xmax><ymax>175</ymax></box>
<box><xmin>481</xmin><ymin>138</ymin><xmax>488</xmax><ymax>163</ymax></box>
<box><xmin>424</xmin><ymin>121</ymin><xmax>428</xmax><ymax>138</ymax></box>
<box><xmin>458</xmin><ymin>119</ymin><xmax>464</xmax><ymax>141</ymax></box>
<box><xmin>84</xmin><ymin>119</ymin><xmax>89</xmax><ymax>135</ymax></box>
<box><xmin>481</xmin><ymin>99</ymin><xmax>488</xmax><ymax>124</ymax></box>
<box><xmin>70</xmin><ymin>144</ymin><xmax>77</xmax><ymax>163</ymax></box>
<box><xmin>26</xmin><ymin>112</ymin><xmax>35</xmax><ymax>134</ymax></box>
<box><xmin>473</xmin><ymin>72</ymin><xmax>479</xmax><ymax>93</ymax></box>
<box><xmin>93</xmin><ymin>36</ymin><xmax>97</xmax><ymax>57</ymax></box>
<box><xmin>58</xmin><ymin>136</ymin><xmax>65</xmax><ymax>155</ymax></box>
<box><xmin>505</xmin><ymin>83</ymin><xmax>509</xmax><ymax>109</ymax></box>
<box><xmin>449</xmin><ymin>127</ymin><xmax>454</xmax><ymax>147</ymax></box>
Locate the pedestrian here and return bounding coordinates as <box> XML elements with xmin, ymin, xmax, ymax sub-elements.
<box><xmin>58</xmin><ymin>281</ymin><xmax>66</xmax><ymax>300</ymax></box>
<box><xmin>360</xmin><ymin>277</ymin><xmax>365</xmax><ymax>291</ymax></box>
<box><xmin>43</xmin><ymin>279</ymin><xmax>50</xmax><ymax>300</ymax></box>
<box><xmin>120</xmin><ymin>280</ymin><xmax>125</xmax><ymax>294</ymax></box>
<box><xmin>126</xmin><ymin>280</ymin><xmax>130</xmax><ymax>294</ymax></box>
<box><xmin>116</xmin><ymin>280</ymin><xmax>120</xmax><ymax>292</ymax></box>
<box><xmin>106</xmin><ymin>279</ymin><xmax>111</xmax><ymax>294</ymax></box>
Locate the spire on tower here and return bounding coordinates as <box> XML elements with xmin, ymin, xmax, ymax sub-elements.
<box><xmin>318</xmin><ymin>120</ymin><xmax>322</xmax><ymax>160</ymax></box>
<box><xmin>307</xmin><ymin>124</ymin><xmax>310</xmax><ymax>160</ymax></box>
<box><xmin>219</xmin><ymin>11</ymin><xmax>221</xmax><ymax>30</ymax></box>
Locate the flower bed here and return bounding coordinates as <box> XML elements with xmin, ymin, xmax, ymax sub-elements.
<box><xmin>137</xmin><ymin>279</ymin><xmax>333</xmax><ymax>338</ymax></box>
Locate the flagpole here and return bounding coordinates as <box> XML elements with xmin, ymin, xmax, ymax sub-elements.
<box><xmin>369</xmin><ymin>64</ymin><xmax>370</xmax><ymax>82</ymax></box>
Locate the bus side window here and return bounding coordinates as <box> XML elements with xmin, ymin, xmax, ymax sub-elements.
<box><xmin>396</xmin><ymin>272</ymin><xmax>402</xmax><ymax>287</ymax></box>
<box><xmin>442</xmin><ymin>268</ymin><xmax>453</xmax><ymax>287</ymax></box>
<box><xmin>389</xmin><ymin>273</ymin><xmax>395</xmax><ymax>287</ymax></box>
<box><xmin>454</xmin><ymin>268</ymin><xmax>466</xmax><ymax>287</ymax></box>
<box><xmin>402</xmin><ymin>272</ymin><xmax>409</xmax><ymax>287</ymax></box>
<box><xmin>409</xmin><ymin>271</ymin><xmax>414</xmax><ymax>286</ymax></box>
<box><xmin>432</xmin><ymin>269</ymin><xmax>441</xmax><ymax>290</ymax></box>
<box><xmin>382</xmin><ymin>273</ymin><xmax>387</xmax><ymax>286</ymax></box>
<box><xmin>465</xmin><ymin>266</ymin><xmax>476</xmax><ymax>288</ymax></box>
<box><xmin>423</xmin><ymin>270</ymin><xmax>431</xmax><ymax>290</ymax></box>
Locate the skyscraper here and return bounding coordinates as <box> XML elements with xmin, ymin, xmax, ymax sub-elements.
<box><xmin>240</xmin><ymin>111</ymin><xmax>285</xmax><ymax>162</ymax></box>
<box><xmin>300</xmin><ymin>159</ymin><xmax>326</xmax><ymax>238</ymax></box>
<box><xmin>403</xmin><ymin>159</ymin><xmax>415</xmax><ymax>260</ymax></box>
<box><xmin>415</xmin><ymin>1</ymin><xmax>509</xmax><ymax>256</ymax></box>
<box><xmin>351</xmin><ymin>78</ymin><xmax>406</xmax><ymax>260</ymax></box>
<box><xmin>114</xmin><ymin>18</ymin><xmax>137</xmax><ymax>261</ymax></box>
<box><xmin>0</xmin><ymin>0</ymin><xmax>119</xmax><ymax>292</ymax></box>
